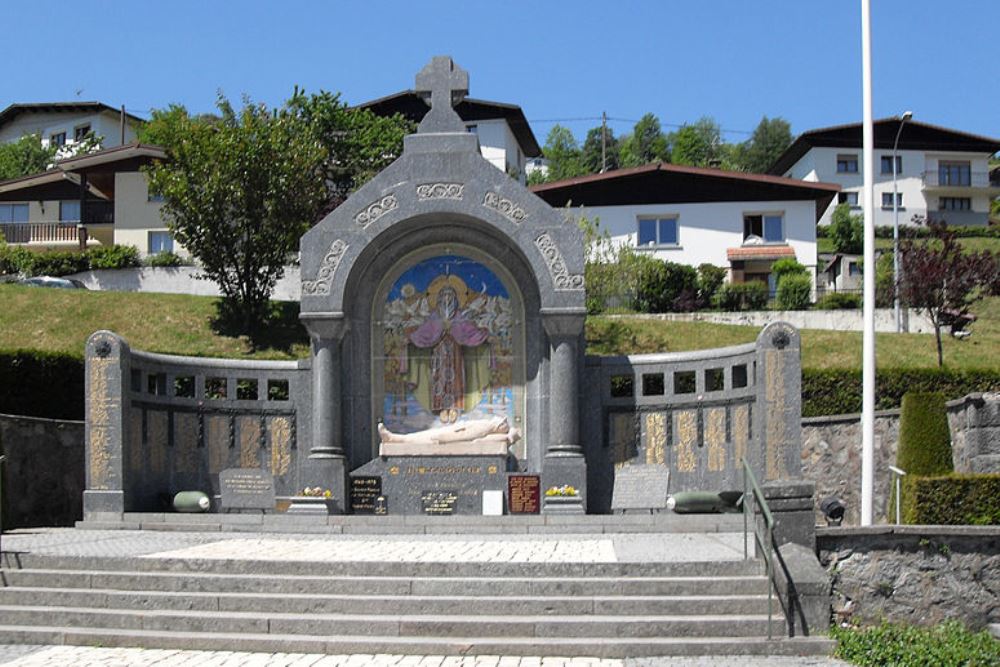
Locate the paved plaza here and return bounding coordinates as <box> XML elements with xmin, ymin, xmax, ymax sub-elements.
<box><xmin>0</xmin><ymin>645</ymin><xmax>850</xmax><ymax>666</ymax></box>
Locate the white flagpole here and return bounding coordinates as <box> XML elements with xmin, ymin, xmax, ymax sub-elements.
<box><xmin>860</xmin><ymin>0</ymin><xmax>877</xmax><ymax>526</ymax></box>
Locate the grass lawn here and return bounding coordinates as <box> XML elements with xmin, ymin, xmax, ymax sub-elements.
<box><xmin>817</xmin><ymin>235</ymin><xmax>1000</xmax><ymax>255</ymax></box>
<box><xmin>1</xmin><ymin>284</ymin><xmax>997</xmax><ymax>371</ymax></box>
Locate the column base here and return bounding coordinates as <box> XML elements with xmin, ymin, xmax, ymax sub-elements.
<box><xmin>83</xmin><ymin>490</ymin><xmax>124</xmax><ymax>519</ymax></box>
<box><xmin>302</xmin><ymin>456</ymin><xmax>348</xmax><ymax>514</ymax></box>
<box><xmin>541</xmin><ymin>456</ymin><xmax>587</xmax><ymax>515</ymax></box>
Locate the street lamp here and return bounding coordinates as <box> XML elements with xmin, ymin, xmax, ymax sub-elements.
<box><xmin>892</xmin><ymin>110</ymin><xmax>913</xmax><ymax>333</ymax></box>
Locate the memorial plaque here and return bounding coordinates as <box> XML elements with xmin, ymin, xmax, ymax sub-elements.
<box><xmin>220</xmin><ymin>468</ymin><xmax>275</xmax><ymax>511</ymax></box>
<box><xmin>507</xmin><ymin>474</ymin><xmax>541</xmax><ymax>514</ymax></box>
<box><xmin>421</xmin><ymin>490</ymin><xmax>458</xmax><ymax>515</ymax></box>
<box><xmin>611</xmin><ymin>464</ymin><xmax>670</xmax><ymax>512</ymax></box>
<box><xmin>350</xmin><ymin>475</ymin><xmax>382</xmax><ymax>514</ymax></box>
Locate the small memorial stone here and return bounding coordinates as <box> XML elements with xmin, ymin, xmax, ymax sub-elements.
<box><xmin>611</xmin><ymin>465</ymin><xmax>670</xmax><ymax>513</ymax></box>
<box><xmin>507</xmin><ymin>474</ymin><xmax>541</xmax><ymax>514</ymax></box>
<box><xmin>220</xmin><ymin>468</ymin><xmax>275</xmax><ymax>512</ymax></box>
<box><xmin>421</xmin><ymin>490</ymin><xmax>458</xmax><ymax>515</ymax></box>
<box><xmin>350</xmin><ymin>475</ymin><xmax>382</xmax><ymax>514</ymax></box>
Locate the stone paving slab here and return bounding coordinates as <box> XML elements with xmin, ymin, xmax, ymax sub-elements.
<box><xmin>0</xmin><ymin>646</ymin><xmax>849</xmax><ymax>667</ymax></box>
<box><xmin>1</xmin><ymin>529</ymin><xmax>751</xmax><ymax>564</ymax></box>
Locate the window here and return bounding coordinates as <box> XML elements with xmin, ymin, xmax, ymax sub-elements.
<box><xmin>467</xmin><ymin>124</ymin><xmax>478</xmax><ymax>135</ymax></box>
<box><xmin>838</xmin><ymin>192</ymin><xmax>859</xmax><ymax>207</ymax></box>
<box><xmin>0</xmin><ymin>203</ymin><xmax>29</xmax><ymax>223</ymax></box>
<box><xmin>881</xmin><ymin>192</ymin><xmax>903</xmax><ymax>208</ymax></box>
<box><xmin>637</xmin><ymin>217</ymin><xmax>678</xmax><ymax>246</ymax></box>
<box><xmin>148</xmin><ymin>231</ymin><xmax>174</xmax><ymax>254</ymax></box>
<box><xmin>938</xmin><ymin>161</ymin><xmax>971</xmax><ymax>186</ymax></box>
<box><xmin>73</xmin><ymin>124</ymin><xmax>91</xmax><ymax>142</ymax></box>
<box><xmin>880</xmin><ymin>156</ymin><xmax>903</xmax><ymax>175</ymax></box>
<box><xmin>50</xmin><ymin>132</ymin><xmax>66</xmax><ymax>147</ymax></box>
<box><xmin>848</xmin><ymin>261</ymin><xmax>862</xmax><ymax>277</ymax></box>
<box><xmin>59</xmin><ymin>200</ymin><xmax>81</xmax><ymax>222</ymax></box>
<box><xmin>147</xmin><ymin>192</ymin><xmax>165</xmax><ymax>203</ymax></box>
<box><xmin>743</xmin><ymin>213</ymin><xmax>784</xmax><ymax>243</ymax></box>
<box><xmin>837</xmin><ymin>154</ymin><xmax>859</xmax><ymax>173</ymax></box>
<box><xmin>939</xmin><ymin>197</ymin><xmax>971</xmax><ymax>211</ymax></box>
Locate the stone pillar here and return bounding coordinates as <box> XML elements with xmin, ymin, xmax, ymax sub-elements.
<box><xmin>301</xmin><ymin>313</ymin><xmax>349</xmax><ymax>513</ymax></box>
<box><xmin>83</xmin><ymin>331</ymin><xmax>130</xmax><ymax>520</ymax></box>
<box><xmin>541</xmin><ymin>310</ymin><xmax>587</xmax><ymax>512</ymax></box>
<box><xmin>754</xmin><ymin>321</ymin><xmax>803</xmax><ymax>481</ymax></box>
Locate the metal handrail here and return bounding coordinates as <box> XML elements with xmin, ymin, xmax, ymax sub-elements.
<box><xmin>0</xmin><ymin>454</ymin><xmax>6</xmax><ymax>561</ymax></box>
<box><xmin>742</xmin><ymin>457</ymin><xmax>775</xmax><ymax>639</ymax></box>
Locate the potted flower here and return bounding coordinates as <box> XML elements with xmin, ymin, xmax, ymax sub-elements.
<box><xmin>287</xmin><ymin>487</ymin><xmax>336</xmax><ymax>515</ymax></box>
<box><xmin>543</xmin><ymin>484</ymin><xmax>584</xmax><ymax>514</ymax></box>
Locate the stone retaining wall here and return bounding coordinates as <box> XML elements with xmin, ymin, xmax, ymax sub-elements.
<box><xmin>67</xmin><ymin>266</ymin><xmax>302</xmax><ymax>302</ymax></box>
<box><xmin>608</xmin><ymin>308</ymin><xmax>935</xmax><ymax>334</ymax></box>
<box><xmin>0</xmin><ymin>412</ymin><xmax>85</xmax><ymax>528</ymax></box>
<box><xmin>818</xmin><ymin>526</ymin><xmax>1000</xmax><ymax>629</ymax></box>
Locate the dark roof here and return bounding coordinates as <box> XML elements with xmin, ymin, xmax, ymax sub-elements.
<box><xmin>0</xmin><ymin>102</ymin><xmax>145</xmax><ymax>129</ymax></box>
<box><xmin>531</xmin><ymin>162</ymin><xmax>840</xmax><ymax>222</ymax></box>
<box><xmin>768</xmin><ymin>118</ymin><xmax>1000</xmax><ymax>176</ymax></box>
<box><xmin>355</xmin><ymin>91</ymin><xmax>541</xmax><ymax>158</ymax></box>
<box><xmin>56</xmin><ymin>142</ymin><xmax>166</xmax><ymax>173</ymax></box>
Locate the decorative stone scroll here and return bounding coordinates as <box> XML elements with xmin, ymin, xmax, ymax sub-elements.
<box><xmin>355</xmin><ymin>195</ymin><xmax>397</xmax><ymax>229</ymax></box>
<box><xmin>534</xmin><ymin>232</ymin><xmax>584</xmax><ymax>290</ymax></box>
<box><xmin>417</xmin><ymin>182</ymin><xmax>464</xmax><ymax>201</ymax></box>
<box><xmin>483</xmin><ymin>191</ymin><xmax>527</xmax><ymax>224</ymax></box>
<box><xmin>302</xmin><ymin>239</ymin><xmax>348</xmax><ymax>296</ymax></box>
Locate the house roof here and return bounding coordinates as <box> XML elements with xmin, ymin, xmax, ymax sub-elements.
<box><xmin>530</xmin><ymin>162</ymin><xmax>840</xmax><ymax>221</ymax></box>
<box><xmin>768</xmin><ymin>118</ymin><xmax>1000</xmax><ymax>176</ymax></box>
<box><xmin>56</xmin><ymin>142</ymin><xmax>166</xmax><ymax>173</ymax></box>
<box><xmin>355</xmin><ymin>91</ymin><xmax>541</xmax><ymax>158</ymax></box>
<box><xmin>0</xmin><ymin>169</ymin><xmax>105</xmax><ymax>201</ymax></box>
<box><xmin>0</xmin><ymin>102</ymin><xmax>145</xmax><ymax>129</ymax></box>
<box><xmin>727</xmin><ymin>245</ymin><xmax>797</xmax><ymax>262</ymax></box>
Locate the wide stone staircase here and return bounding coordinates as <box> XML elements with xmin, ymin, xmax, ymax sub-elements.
<box><xmin>0</xmin><ymin>546</ymin><xmax>833</xmax><ymax>658</ymax></box>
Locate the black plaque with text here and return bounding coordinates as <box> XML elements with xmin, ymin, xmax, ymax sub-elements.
<box><xmin>421</xmin><ymin>490</ymin><xmax>458</xmax><ymax>515</ymax></box>
<box><xmin>507</xmin><ymin>474</ymin><xmax>541</xmax><ymax>514</ymax></box>
<box><xmin>219</xmin><ymin>468</ymin><xmax>275</xmax><ymax>511</ymax></box>
<box><xmin>350</xmin><ymin>476</ymin><xmax>382</xmax><ymax>514</ymax></box>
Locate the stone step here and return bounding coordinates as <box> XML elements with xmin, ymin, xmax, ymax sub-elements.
<box><xmin>0</xmin><ymin>569</ymin><xmax>769</xmax><ymax>597</ymax></box>
<box><xmin>0</xmin><ymin>605</ymin><xmax>784</xmax><ymax>639</ymax></box>
<box><xmin>0</xmin><ymin>625</ymin><xmax>835</xmax><ymax>658</ymax></box>
<box><xmin>0</xmin><ymin>587</ymin><xmax>774</xmax><ymax>617</ymax></box>
<box><xmin>3</xmin><ymin>554</ymin><xmax>761</xmax><ymax>578</ymax></box>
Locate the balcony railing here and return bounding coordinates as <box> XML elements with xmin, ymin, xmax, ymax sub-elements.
<box><xmin>921</xmin><ymin>171</ymin><xmax>994</xmax><ymax>188</ymax></box>
<box><xmin>0</xmin><ymin>222</ymin><xmax>81</xmax><ymax>245</ymax></box>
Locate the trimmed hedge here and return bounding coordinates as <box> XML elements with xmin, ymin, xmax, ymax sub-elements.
<box><xmin>776</xmin><ymin>274</ymin><xmax>812</xmax><ymax>310</ymax></box>
<box><xmin>801</xmin><ymin>368</ymin><xmax>1000</xmax><ymax>417</ymax></box>
<box><xmin>897</xmin><ymin>392</ymin><xmax>953</xmax><ymax>476</ymax></box>
<box><xmin>713</xmin><ymin>281</ymin><xmax>769</xmax><ymax>311</ymax></box>
<box><xmin>0</xmin><ymin>350</ymin><xmax>84</xmax><ymax>420</ymax></box>
<box><xmin>815</xmin><ymin>292</ymin><xmax>861</xmax><ymax>310</ymax></box>
<box><xmin>903</xmin><ymin>474</ymin><xmax>1000</xmax><ymax>525</ymax></box>
<box><xmin>0</xmin><ymin>244</ymin><xmax>141</xmax><ymax>277</ymax></box>
<box><xmin>832</xmin><ymin>620</ymin><xmax>1000</xmax><ymax>666</ymax></box>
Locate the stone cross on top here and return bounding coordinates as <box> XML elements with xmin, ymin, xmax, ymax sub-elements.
<box><xmin>415</xmin><ymin>56</ymin><xmax>469</xmax><ymax>134</ymax></box>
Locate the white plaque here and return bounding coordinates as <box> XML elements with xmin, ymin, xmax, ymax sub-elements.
<box><xmin>482</xmin><ymin>490</ymin><xmax>504</xmax><ymax>516</ymax></box>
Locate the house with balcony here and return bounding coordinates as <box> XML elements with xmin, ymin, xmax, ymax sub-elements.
<box><xmin>0</xmin><ymin>102</ymin><xmax>143</xmax><ymax>151</ymax></box>
<box><xmin>356</xmin><ymin>92</ymin><xmax>541</xmax><ymax>182</ymax></box>
<box><xmin>530</xmin><ymin>162</ymin><xmax>839</xmax><ymax>295</ymax></box>
<box><xmin>768</xmin><ymin>118</ymin><xmax>1000</xmax><ymax>227</ymax></box>
<box><xmin>0</xmin><ymin>143</ymin><xmax>175</xmax><ymax>255</ymax></box>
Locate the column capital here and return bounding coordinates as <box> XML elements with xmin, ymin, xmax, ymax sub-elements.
<box><xmin>300</xmin><ymin>312</ymin><xmax>349</xmax><ymax>342</ymax></box>
<box><xmin>540</xmin><ymin>308</ymin><xmax>586</xmax><ymax>338</ymax></box>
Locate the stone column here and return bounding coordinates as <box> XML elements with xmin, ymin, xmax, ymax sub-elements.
<box><xmin>301</xmin><ymin>313</ymin><xmax>349</xmax><ymax>513</ymax></box>
<box><xmin>541</xmin><ymin>310</ymin><xmax>587</xmax><ymax>512</ymax></box>
<box><xmin>754</xmin><ymin>321</ymin><xmax>803</xmax><ymax>481</ymax></box>
<box><xmin>83</xmin><ymin>330</ymin><xmax>130</xmax><ymax>520</ymax></box>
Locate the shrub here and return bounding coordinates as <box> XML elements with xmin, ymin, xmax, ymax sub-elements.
<box><xmin>897</xmin><ymin>392</ymin><xmax>953</xmax><ymax>476</ymax></box>
<box><xmin>775</xmin><ymin>273</ymin><xmax>812</xmax><ymax>310</ymax></box>
<box><xmin>903</xmin><ymin>474</ymin><xmax>1000</xmax><ymax>525</ymax></box>
<box><xmin>19</xmin><ymin>250</ymin><xmax>90</xmax><ymax>278</ymax></box>
<box><xmin>770</xmin><ymin>257</ymin><xmax>808</xmax><ymax>285</ymax></box>
<box><xmin>86</xmin><ymin>244</ymin><xmax>140</xmax><ymax>270</ymax></box>
<box><xmin>815</xmin><ymin>292</ymin><xmax>861</xmax><ymax>310</ymax></box>
<box><xmin>713</xmin><ymin>281</ymin><xmax>768</xmax><ymax>311</ymax></box>
<box><xmin>634</xmin><ymin>257</ymin><xmax>698</xmax><ymax>313</ymax></box>
<box><xmin>832</xmin><ymin>620</ymin><xmax>1000</xmax><ymax>666</ymax></box>
<box><xmin>800</xmin><ymin>368</ymin><xmax>1000</xmax><ymax>417</ymax></box>
<box><xmin>829</xmin><ymin>203</ymin><xmax>863</xmax><ymax>254</ymax></box>
<box><xmin>145</xmin><ymin>251</ymin><xmax>188</xmax><ymax>268</ymax></box>
<box><xmin>0</xmin><ymin>350</ymin><xmax>84</xmax><ymax>420</ymax></box>
<box><xmin>696</xmin><ymin>264</ymin><xmax>726</xmax><ymax>308</ymax></box>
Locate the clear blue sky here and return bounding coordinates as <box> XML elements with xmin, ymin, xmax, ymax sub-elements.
<box><xmin>5</xmin><ymin>1</ymin><xmax>998</xmax><ymax>146</ymax></box>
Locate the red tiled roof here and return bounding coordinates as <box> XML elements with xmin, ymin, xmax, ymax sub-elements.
<box><xmin>726</xmin><ymin>245</ymin><xmax>797</xmax><ymax>261</ymax></box>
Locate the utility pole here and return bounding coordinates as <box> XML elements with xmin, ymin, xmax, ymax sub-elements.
<box><xmin>120</xmin><ymin>105</ymin><xmax>126</xmax><ymax>145</ymax></box>
<box><xmin>601</xmin><ymin>111</ymin><xmax>608</xmax><ymax>173</ymax></box>
<box><xmin>860</xmin><ymin>0</ymin><xmax>876</xmax><ymax>526</ymax></box>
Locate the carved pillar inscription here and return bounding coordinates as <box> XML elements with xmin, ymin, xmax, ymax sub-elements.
<box><xmin>84</xmin><ymin>331</ymin><xmax>130</xmax><ymax>517</ymax></box>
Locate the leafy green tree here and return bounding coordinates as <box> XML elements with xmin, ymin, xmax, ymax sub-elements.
<box><xmin>141</xmin><ymin>91</ymin><xmax>410</xmax><ymax>337</ymax></box>
<box><xmin>0</xmin><ymin>132</ymin><xmax>102</xmax><ymax>181</ymax></box>
<box><xmin>829</xmin><ymin>203</ymin><xmax>863</xmax><ymax>254</ymax></box>
<box><xmin>669</xmin><ymin>117</ymin><xmax>723</xmax><ymax>167</ymax></box>
<box><xmin>540</xmin><ymin>125</ymin><xmax>587</xmax><ymax>182</ymax></box>
<box><xmin>737</xmin><ymin>116</ymin><xmax>793</xmax><ymax>173</ymax></box>
<box><xmin>619</xmin><ymin>113</ymin><xmax>669</xmax><ymax>167</ymax></box>
<box><xmin>581</xmin><ymin>125</ymin><xmax>619</xmax><ymax>173</ymax></box>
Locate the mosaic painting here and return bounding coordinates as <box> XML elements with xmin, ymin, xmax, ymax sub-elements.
<box><xmin>380</xmin><ymin>255</ymin><xmax>518</xmax><ymax>434</ymax></box>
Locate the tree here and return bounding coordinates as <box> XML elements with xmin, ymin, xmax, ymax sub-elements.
<box><xmin>668</xmin><ymin>117</ymin><xmax>723</xmax><ymax>167</ymax></box>
<box><xmin>829</xmin><ymin>203</ymin><xmax>863</xmax><ymax>254</ymax></box>
<box><xmin>619</xmin><ymin>113</ymin><xmax>669</xmax><ymax>167</ymax></box>
<box><xmin>896</xmin><ymin>217</ymin><xmax>999</xmax><ymax>366</ymax></box>
<box><xmin>0</xmin><ymin>132</ymin><xmax>102</xmax><ymax>181</ymax></box>
<box><xmin>581</xmin><ymin>125</ymin><xmax>619</xmax><ymax>173</ymax></box>
<box><xmin>540</xmin><ymin>125</ymin><xmax>586</xmax><ymax>182</ymax></box>
<box><xmin>141</xmin><ymin>91</ymin><xmax>411</xmax><ymax>338</ymax></box>
<box><xmin>737</xmin><ymin>116</ymin><xmax>793</xmax><ymax>173</ymax></box>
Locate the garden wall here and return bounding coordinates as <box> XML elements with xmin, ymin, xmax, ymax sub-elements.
<box><xmin>818</xmin><ymin>526</ymin><xmax>1000</xmax><ymax>629</ymax></box>
<box><xmin>67</xmin><ymin>266</ymin><xmax>302</xmax><ymax>302</ymax></box>
<box><xmin>608</xmin><ymin>308</ymin><xmax>934</xmax><ymax>334</ymax></box>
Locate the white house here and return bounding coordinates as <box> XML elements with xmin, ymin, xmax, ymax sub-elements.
<box><xmin>0</xmin><ymin>102</ymin><xmax>143</xmax><ymax>152</ymax></box>
<box><xmin>769</xmin><ymin>118</ymin><xmax>1000</xmax><ymax>227</ymax></box>
<box><xmin>531</xmin><ymin>162</ymin><xmax>839</xmax><ymax>294</ymax></box>
<box><xmin>356</xmin><ymin>92</ymin><xmax>541</xmax><ymax>183</ymax></box>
